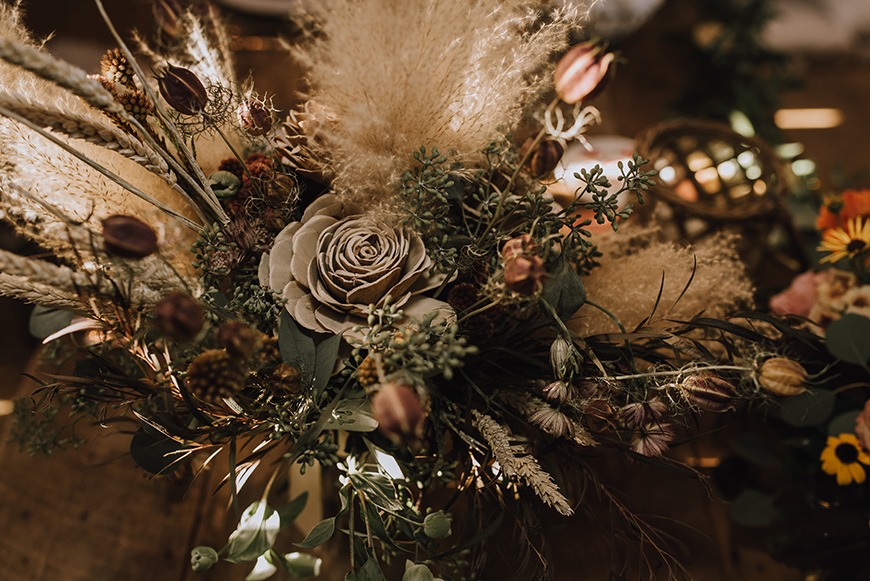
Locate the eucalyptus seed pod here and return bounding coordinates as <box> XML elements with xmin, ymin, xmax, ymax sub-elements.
<box><xmin>185</xmin><ymin>349</ymin><xmax>246</xmax><ymax>403</ymax></box>
<box><xmin>158</xmin><ymin>65</ymin><xmax>208</xmax><ymax>116</ymax></box>
<box><xmin>681</xmin><ymin>374</ymin><xmax>736</xmax><ymax>412</ymax></box>
<box><xmin>101</xmin><ymin>214</ymin><xmax>158</xmax><ymax>258</ymax></box>
<box><xmin>217</xmin><ymin>320</ymin><xmax>262</xmax><ymax>359</ymax></box>
<box><xmin>238</xmin><ymin>98</ymin><xmax>273</xmax><ymax>136</ymax></box>
<box><xmin>554</xmin><ymin>41</ymin><xmax>616</xmax><ymax>104</ymax></box>
<box><xmin>504</xmin><ymin>255</ymin><xmax>546</xmax><ymax>295</ymax></box>
<box><xmin>372</xmin><ymin>382</ymin><xmax>426</xmax><ymax>443</ymax></box>
<box><xmin>758</xmin><ymin>357</ymin><xmax>807</xmax><ymax>396</ymax></box>
<box><xmin>155</xmin><ymin>292</ymin><xmax>204</xmax><ymax>342</ymax></box>
<box><xmin>519</xmin><ymin>137</ymin><xmax>564</xmax><ymax>179</ymax></box>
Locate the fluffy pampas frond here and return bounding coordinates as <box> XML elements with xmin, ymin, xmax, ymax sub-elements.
<box><xmin>294</xmin><ymin>0</ymin><xmax>580</xmax><ymax>198</ymax></box>
<box><xmin>571</xmin><ymin>229</ymin><xmax>756</xmax><ymax>336</ymax></box>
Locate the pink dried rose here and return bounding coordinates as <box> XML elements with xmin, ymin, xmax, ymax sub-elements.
<box><xmin>856</xmin><ymin>399</ymin><xmax>870</xmax><ymax>452</ymax></box>
<box><xmin>769</xmin><ymin>270</ymin><xmax>821</xmax><ymax>317</ymax></box>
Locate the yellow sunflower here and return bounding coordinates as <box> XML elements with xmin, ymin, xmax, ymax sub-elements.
<box><xmin>820</xmin><ymin>433</ymin><xmax>870</xmax><ymax>485</ymax></box>
<box><xmin>817</xmin><ymin>217</ymin><xmax>870</xmax><ymax>263</ymax></box>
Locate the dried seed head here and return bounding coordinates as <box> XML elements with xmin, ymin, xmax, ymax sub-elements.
<box><xmin>101</xmin><ymin>214</ymin><xmax>158</xmax><ymax>258</ymax></box>
<box><xmin>158</xmin><ymin>65</ymin><xmax>208</xmax><ymax>116</ymax></box>
<box><xmin>272</xmin><ymin>363</ymin><xmax>302</xmax><ymax>394</ymax></box>
<box><xmin>585</xmin><ymin>399</ymin><xmax>614</xmax><ymax>432</ymax></box>
<box><xmin>504</xmin><ymin>255</ymin><xmax>546</xmax><ymax>295</ymax></box>
<box><xmin>554</xmin><ymin>42</ymin><xmax>616</xmax><ymax>104</ymax></box>
<box><xmin>619</xmin><ymin>400</ymin><xmax>668</xmax><ymax>428</ymax></box>
<box><xmin>550</xmin><ymin>335</ymin><xmax>577</xmax><ymax>380</ymax></box>
<box><xmin>238</xmin><ymin>98</ymin><xmax>274</xmax><ymax>136</ymax></box>
<box><xmin>185</xmin><ymin>349</ymin><xmax>246</xmax><ymax>403</ymax></box>
<box><xmin>117</xmin><ymin>90</ymin><xmax>153</xmax><ymax>123</ymax></box>
<box><xmin>100</xmin><ymin>48</ymin><xmax>136</xmax><ymax>90</ymax></box>
<box><xmin>217</xmin><ymin>321</ymin><xmax>262</xmax><ymax>359</ymax></box>
<box><xmin>519</xmin><ymin>138</ymin><xmax>564</xmax><ymax>179</ymax></box>
<box><xmin>529</xmin><ymin>405</ymin><xmax>575</xmax><ymax>438</ymax></box>
<box><xmin>153</xmin><ymin>0</ymin><xmax>183</xmax><ymax>38</ymax></box>
<box><xmin>155</xmin><ymin>292</ymin><xmax>204</xmax><ymax>342</ymax></box>
<box><xmin>371</xmin><ymin>383</ymin><xmax>426</xmax><ymax>443</ymax></box>
<box><xmin>681</xmin><ymin>374</ymin><xmax>737</xmax><ymax>412</ymax></box>
<box><xmin>543</xmin><ymin>380</ymin><xmax>572</xmax><ymax>405</ymax></box>
<box><xmin>501</xmin><ymin>234</ymin><xmax>537</xmax><ymax>262</ymax></box>
<box><xmin>758</xmin><ymin>357</ymin><xmax>807</xmax><ymax>396</ymax></box>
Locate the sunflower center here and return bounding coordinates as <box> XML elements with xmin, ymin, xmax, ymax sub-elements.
<box><xmin>846</xmin><ymin>239</ymin><xmax>867</xmax><ymax>252</ymax></box>
<box><xmin>835</xmin><ymin>442</ymin><xmax>860</xmax><ymax>464</ymax></box>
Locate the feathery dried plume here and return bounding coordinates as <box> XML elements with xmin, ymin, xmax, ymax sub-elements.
<box><xmin>293</xmin><ymin>0</ymin><xmax>579</xmax><ymax>197</ymax></box>
<box><xmin>472</xmin><ymin>409</ymin><xmax>574</xmax><ymax>515</ymax></box>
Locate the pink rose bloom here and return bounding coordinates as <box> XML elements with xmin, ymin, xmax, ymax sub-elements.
<box><xmin>856</xmin><ymin>399</ymin><xmax>870</xmax><ymax>452</ymax></box>
<box><xmin>769</xmin><ymin>271</ymin><xmax>822</xmax><ymax>317</ymax></box>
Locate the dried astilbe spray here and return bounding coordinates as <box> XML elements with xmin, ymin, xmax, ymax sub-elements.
<box><xmin>291</xmin><ymin>0</ymin><xmax>581</xmax><ymax>198</ymax></box>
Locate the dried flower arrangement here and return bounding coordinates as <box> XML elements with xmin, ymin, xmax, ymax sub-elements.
<box><xmin>0</xmin><ymin>1</ymin><xmax>824</xmax><ymax>579</ymax></box>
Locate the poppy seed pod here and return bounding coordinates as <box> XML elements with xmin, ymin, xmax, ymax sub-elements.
<box><xmin>372</xmin><ymin>383</ymin><xmax>426</xmax><ymax>443</ymax></box>
<box><xmin>519</xmin><ymin>138</ymin><xmax>564</xmax><ymax>179</ymax></box>
<box><xmin>554</xmin><ymin>42</ymin><xmax>615</xmax><ymax>104</ymax></box>
<box><xmin>101</xmin><ymin>214</ymin><xmax>159</xmax><ymax>259</ymax></box>
<box><xmin>158</xmin><ymin>65</ymin><xmax>208</xmax><ymax>116</ymax></box>
<box><xmin>155</xmin><ymin>292</ymin><xmax>204</xmax><ymax>342</ymax></box>
<box><xmin>681</xmin><ymin>374</ymin><xmax>737</xmax><ymax>412</ymax></box>
<box><xmin>423</xmin><ymin>511</ymin><xmax>453</xmax><ymax>539</ymax></box>
<box><xmin>504</xmin><ymin>255</ymin><xmax>546</xmax><ymax>295</ymax></box>
<box><xmin>758</xmin><ymin>357</ymin><xmax>807</xmax><ymax>396</ymax></box>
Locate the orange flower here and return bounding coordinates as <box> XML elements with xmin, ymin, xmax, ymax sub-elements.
<box><xmin>817</xmin><ymin>189</ymin><xmax>870</xmax><ymax>231</ymax></box>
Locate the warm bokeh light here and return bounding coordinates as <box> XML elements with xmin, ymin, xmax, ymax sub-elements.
<box><xmin>775</xmin><ymin>108</ymin><xmax>844</xmax><ymax>129</ymax></box>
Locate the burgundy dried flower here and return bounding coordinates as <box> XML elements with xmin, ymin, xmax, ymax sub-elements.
<box><xmin>238</xmin><ymin>98</ymin><xmax>273</xmax><ymax>136</ymax></box>
<box><xmin>504</xmin><ymin>255</ymin><xmax>546</xmax><ymax>295</ymax></box>
<box><xmin>554</xmin><ymin>42</ymin><xmax>616</xmax><ymax>104</ymax></box>
<box><xmin>101</xmin><ymin>215</ymin><xmax>158</xmax><ymax>259</ymax></box>
<box><xmin>372</xmin><ymin>383</ymin><xmax>426</xmax><ymax>443</ymax></box>
<box><xmin>630</xmin><ymin>422</ymin><xmax>675</xmax><ymax>457</ymax></box>
<box><xmin>543</xmin><ymin>380</ymin><xmax>573</xmax><ymax>405</ymax></box>
<box><xmin>155</xmin><ymin>292</ymin><xmax>204</xmax><ymax>342</ymax></box>
<box><xmin>158</xmin><ymin>65</ymin><xmax>208</xmax><ymax>116</ymax></box>
<box><xmin>529</xmin><ymin>406</ymin><xmax>575</xmax><ymax>439</ymax></box>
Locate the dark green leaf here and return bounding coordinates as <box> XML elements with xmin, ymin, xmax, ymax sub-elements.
<box><xmin>828</xmin><ymin>410</ymin><xmax>862</xmax><ymax>437</ymax></box>
<box><xmin>731</xmin><ymin>489</ymin><xmax>775</xmax><ymax>528</ymax></box>
<box><xmin>28</xmin><ymin>306</ymin><xmax>74</xmax><ymax>339</ymax></box>
<box><xmin>225</xmin><ymin>502</ymin><xmax>281</xmax><ymax>563</ymax></box>
<box><xmin>349</xmin><ymin>471</ymin><xmax>403</xmax><ymax>512</ymax></box>
<box><xmin>346</xmin><ymin>557</ymin><xmax>386</xmax><ymax>581</ymax></box>
<box><xmin>730</xmin><ymin>434</ymin><xmax>780</xmax><ymax>466</ymax></box>
<box><xmin>130</xmin><ymin>427</ymin><xmax>191</xmax><ymax>474</ymax></box>
<box><xmin>324</xmin><ymin>399</ymin><xmax>379</xmax><ymax>432</ymax></box>
<box><xmin>363</xmin><ymin>501</ymin><xmax>404</xmax><ymax>550</ymax></box>
<box><xmin>277</xmin><ymin>492</ymin><xmax>309</xmax><ymax>531</ymax></box>
<box><xmin>541</xmin><ymin>256</ymin><xmax>586</xmax><ymax>320</ymax></box>
<box><xmin>826</xmin><ymin>314</ymin><xmax>870</xmax><ymax>365</ymax></box>
<box><xmin>781</xmin><ymin>389</ymin><xmax>836</xmax><ymax>427</ymax></box>
<box><xmin>295</xmin><ymin>517</ymin><xmax>336</xmax><ymax>549</ymax></box>
<box><xmin>280</xmin><ymin>311</ymin><xmax>316</xmax><ymax>386</ymax></box>
<box><xmin>314</xmin><ymin>333</ymin><xmax>343</xmax><ymax>397</ymax></box>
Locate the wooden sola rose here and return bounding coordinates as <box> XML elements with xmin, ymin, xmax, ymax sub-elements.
<box><xmin>261</xmin><ymin>193</ymin><xmax>451</xmax><ymax>333</ymax></box>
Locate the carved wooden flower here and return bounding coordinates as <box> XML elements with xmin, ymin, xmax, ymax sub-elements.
<box><xmin>261</xmin><ymin>194</ymin><xmax>450</xmax><ymax>333</ymax></box>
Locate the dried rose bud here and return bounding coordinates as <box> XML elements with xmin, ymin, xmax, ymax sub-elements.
<box><xmin>372</xmin><ymin>383</ymin><xmax>426</xmax><ymax>443</ymax></box>
<box><xmin>757</xmin><ymin>357</ymin><xmax>807</xmax><ymax>396</ymax></box>
<box><xmin>153</xmin><ymin>0</ymin><xmax>183</xmax><ymax>38</ymax></box>
<box><xmin>554</xmin><ymin>42</ymin><xmax>615</xmax><ymax>104</ymax></box>
<box><xmin>217</xmin><ymin>321</ymin><xmax>262</xmax><ymax>359</ymax></box>
<box><xmin>519</xmin><ymin>138</ymin><xmax>564</xmax><ymax>179</ymax></box>
<box><xmin>155</xmin><ymin>292</ymin><xmax>204</xmax><ymax>342</ymax></box>
<box><xmin>238</xmin><ymin>98</ymin><xmax>273</xmax><ymax>136</ymax></box>
<box><xmin>681</xmin><ymin>374</ymin><xmax>737</xmax><ymax>412</ymax></box>
<box><xmin>504</xmin><ymin>256</ymin><xmax>546</xmax><ymax>295</ymax></box>
<box><xmin>585</xmin><ymin>399</ymin><xmax>614</xmax><ymax>432</ymax></box>
<box><xmin>501</xmin><ymin>234</ymin><xmax>537</xmax><ymax>262</ymax></box>
<box><xmin>158</xmin><ymin>65</ymin><xmax>208</xmax><ymax>116</ymax></box>
<box><xmin>101</xmin><ymin>214</ymin><xmax>158</xmax><ymax>259</ymax></box>
<box><xmin>273</xmin><ymin>363</ymin><xmax>302</xmax><ymax>394</ymax></box>
<box><xmin>543</xmin><ymin>380</ymin><xmax>571</xmax><ymax>405</ymax></box>
<box><xmin>422</xmin><ymin>511</ymin><xmax>453</xmax><ymax>539</ymax></box>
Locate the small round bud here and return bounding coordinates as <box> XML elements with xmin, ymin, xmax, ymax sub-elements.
<box><xmin>155</xmin><ymin>292</ymin><xmax>204</xmax><ymax>342</ymax></box>
<box><xmin>757</xmin><ymin>357</ymin><xmax>807</xmax><ymax>396</ymax></box>
<box><xmin>238</xmin><ymin>98</ymin><xmax>273</xmax><ymax>136</ymax></box>
<box><xmin>372</xmin><ymin>383</ymin><xmax>426</xmax><ymax>443</ymax></box>
<box><xmin>158</xmin><ymin>65</ymin><xmax>208</xmax><ymax>116</ymax></box>
<box><xmin>190</xmin><ymin>546</ymin><xmax>218</xmax><ymax>572</ymax></box>
<box><xmin>519</xmin><ymin>138</ymin><xmax>564</xmax><ymax>179</ymax></box>
<box><xmin>543</xmin><ymin>380</ymin><xmax>571</xmax><ymax>405</ymax></box>
<box><xmin>423</xmin><ymin>511</ymin><xmax>453</xmax><ymax>539</ymax></box>
<box><xmin>554</xmin><ymin>42</ymin><xmax>616</xmax><ymax>104</ymax></box>
<box><xmin>284</xmin><ymin>552</ymin><xmax>322</xmax><ymax>579</ymax></box>
<box><xmin>681</xmin><ymin>374</ymin><xmax>736</xmax><ymax>412</ymax></box>
<box><xmin>273</xmin><ymin>363</ymin><xmax>302</xmax><ymax>394</ymax></box>
<box><xmin>217</xmin><ymin>321</ymin><xmax>261</xmax><ymax>359</ymax></box>
<box><xmin>101</xmin><ymin>214</ymin><xmax>158</xmax><ymax>259</ymax></box>
<box><xmin>504</xmin><ymin>255</ymin><xmax>546</xmax><ymax>295</ymax></box>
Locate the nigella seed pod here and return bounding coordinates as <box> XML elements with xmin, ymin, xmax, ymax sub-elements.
<box><xmin>158</xmin><ymin>65</ymin><xmax>208</xmax><ymax>116</ymax></box>
<box><xmin>554</xmin><ymin>42</ymin><xmax>616</xmax><ymax>104</ymax></box>
<box><xmin>758</xmin><ymin>357</ymin><xmax>807</xmax><ymax>396</ymax></box>
<box><xmin>238</xmin><ymin>98</ymin><xmax>273</xmax><ymax>136</ymax></box>
<box><xmin>101</xmin><ymin>214</ymin><xmax>158</xmax><ymax>258</ymax></box>
<box><xmin>372</xmin><ymin>383</ymin><xmax>426</xmax><ymax>443</ymax></box>
<box><xmin>519</xmin><ymin>138</ymin><xmax>564</xmax><ymax>179</ymax></box>
<box><xmin>504</xmin><ymin>256</ymin><xmax>546</xmax><ymax>295</ymax></box>
<box><xmin>681</xmin><ymin>374</ymin><xmax>736</xmax><ymax>412</ymax></box>
<box><xmin>155</xmin><ymin>292</ymin><xmax>204</xmax><ymax>342</ymax></box>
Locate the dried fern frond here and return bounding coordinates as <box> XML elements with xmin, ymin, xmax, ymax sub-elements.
<box><xmin>472</xmin><ymin>409</ymin><xmax>574</xmax><ymax>515</ymax></box>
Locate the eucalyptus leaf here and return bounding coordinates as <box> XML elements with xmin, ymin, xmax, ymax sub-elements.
<box><xmin>280</xmin><ymin>311</ymin><xmax>316</xmax><ymax>386</ymax></box>
<box><xmin>295</xmin><ymin>517</ymin><xmax>337</xmax><ymax>549</ymax></box>
<box><xmin>541</xmin><ymin>257</ymin><xmax>586</xmax><ymax>320</ymax></box>
<box><xmin>277</xmin><ymin>491</ymin><xmax>309</xmax><ymax>531</ymax></box>
<box><xmin>209</xmin><ymin>170</ymin><xmax>242</xmax><ymax>198</ymax></box>
<box><xmin>403</xmin><ymin>562</ymin><xmax>436</xmax><ymax>581</ymax></box>
<box><xmin>225</xmin><ymin>502</ymin><xmax>281</xmax><ymax>563</ymax></box>
<box><xmin>245</xmin><ymin>552</ymin><xmax>277</xmax><ymax>581</ymax></box>
<box><xmin>826</xmin><ymin>313</ymin><xmax>870</xmax><ymax>365</ymax></box>
<box><xmin>828</xmin><ymin>410</ymin><xmax>862</xmax><ymax>437</ymax></box>
<box><xmin>731</xmin><ymin>489</ymin><xmax>775</xmax><ymax>528</ymax></box>
<box><xmin>314</xmin><ymin>333</ymin><xmax>343</xmax><ymax>397</ymax></box>
<box><xmin>363</xmin><ymin>501</ymin><xmax>403</xmax><ymax>550</ymax></box>
<box><xmin>324</xmin><ymin>399</ymin><xmax>379</xmax><ymax>432</ymax></box>
<box><xmin>730</xmin><ymin>434</ymin><xmax>780</xmax><ymax>466</ymax></box>
<box><xmin>130</xmin><ymin>427</ymin><xmax>191</xmax><ymax>475</ymax></box>
<box><xmin>349</xmin><ymin>557</ymin><xmax>386</xmax><ymax>581</ymax></box>
<box><xmin>349</xmin><ymin>471</ymin><xmax>403</xmax><ymax>512</ymax></box>
<box><xmin>780</xmin><ymin>389</ymin><xmax>836</xmax><ymax>427</ymax></box>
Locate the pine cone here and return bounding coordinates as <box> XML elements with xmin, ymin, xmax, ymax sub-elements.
<box><xmin>447</xmin><ymin>282</ymin><xmax>479</xmax><ymax>313</ymax></box>
<box><xmin>100</xmin><ymin>48</ymin><xmax>136</xmax><ymax>90</ymax></box>
<box><xmin>185</xmin><ymin>349</ymin><xmax>247</xmax><ymax>404</ymax></box>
